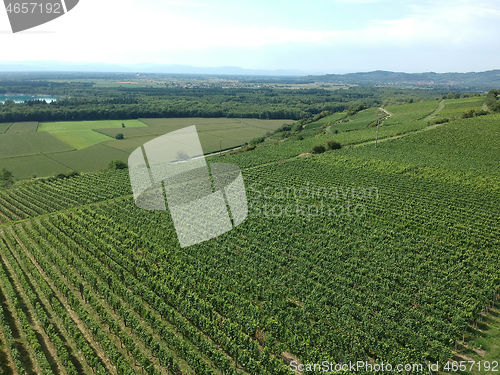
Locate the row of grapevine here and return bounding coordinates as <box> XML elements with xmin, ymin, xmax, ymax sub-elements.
<box><xmin>0</xmin><ymin>169</ymin><xmax>132</xmax><ymax>224</ymax></box>
<box><xmin>1</xmin><ymin>227</ymin><xmax>118</xmax><ymax>375</ymax></box>
<box><xmin>0</xmin><ymin>236</ymin><xmax>55</xmax><ymax>374</ymax></box>
<box><xmin>39</xmin><ymin>212</ymin><xmax>287</xmax><ymax>375</ymax></box>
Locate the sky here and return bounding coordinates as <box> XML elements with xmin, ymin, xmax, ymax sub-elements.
<box><xmin>0</xmin><ymin>0</ymin><xmax>499</xmax><ymax>74</ymax></box>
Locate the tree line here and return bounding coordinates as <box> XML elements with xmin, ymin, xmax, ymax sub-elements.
<box><xmin>485</xmin><ymin>89</ymin><xmax>500</xmax><ymax>112</ymax></box>
<box><xmin>0</xmin><ymin>78</ymin><xmax>453</xmax><ymax>122</ymax></box>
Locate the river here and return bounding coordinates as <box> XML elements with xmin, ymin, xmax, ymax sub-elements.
<box><xmin>0</xmin><ymin>95</ymin><xmax>58</xmax><ymax>104</ymax></box>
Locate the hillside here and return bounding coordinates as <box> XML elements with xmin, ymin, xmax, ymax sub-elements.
<box><xmin>301</xmin><ymin>70</ymin><xmax>500</xmax><ymax>90</ymax></box>
<box><xmin>0</xmin><ymin>97</ymin><xmax>499</xmax><ymax>374</ymax></box>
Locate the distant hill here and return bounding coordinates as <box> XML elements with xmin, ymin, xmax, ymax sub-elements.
<box><xmin>301</xmin><ymin>70</ymin><xmax>500</xmax><ymax>90</ymax></box>
<box><xmin>0</xmin><ymin>62</ymin><xmax>499</xmax><ymax>89</ymax></box>
<box><xmin>0</xmin><ymin>61</ymin><xmax>305</xmax><ymax>76</ymax></box>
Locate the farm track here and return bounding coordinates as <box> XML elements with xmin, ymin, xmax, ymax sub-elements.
<box><xmin>379</xmin><ymin>107</ymin><xmax>392</xmax><ymax>117</ymax></box>
<box><xmin>423</xmin><ymin>100</ymin><xmax>445</xmax><ymax>120</ymax></box>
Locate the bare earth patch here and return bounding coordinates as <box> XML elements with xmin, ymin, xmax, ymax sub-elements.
<box><xmin>280</xmin><ymin>351</ymin><xmax>300</xmax><ymax>366</ymax></box>
<box><xmin>473</xmin><ymin>348</ymin><xmax>486</xmax><ymax>357</ymax></box>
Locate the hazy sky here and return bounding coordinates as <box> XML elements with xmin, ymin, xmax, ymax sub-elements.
<box><xmin>1</xmin><ymin>0</ymin><xmax>499</xmax><ymax>73</ymax></box>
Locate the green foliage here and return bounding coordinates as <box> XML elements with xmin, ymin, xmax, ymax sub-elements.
<box><xmin>485</xmin><ymin>89</ymin><xmax>500</xmax><ymax>112</ymax></box>
<box><xmin>249</xmin><ymin>136</ymin><xmax>265</xmax><ymax>145</ymax></box>
<box><xmin>428</xmin><ymin>118</ymin><xmax>450</xmax><ymax>125</ymax></box>
<box><xmin>46</xmin><ymin>169</ymin><xmax>80</xmax><ymax>181</ymax></box>
<box><xmin>1</xmin><ymin>168</ymin><xmax>14</xmax><ymax>188</ymax></box>
<box><xmin>0</xmin><ymin>76</ymin><xmax>498</xmax><ymax>375</ymax></box>
<box><xmin>65</xmin><ymin>170</ymin><xmax>79</xmax><ymax>178</ymax></box>
<box><xmin>347</xmin><ymin>103</ymin><xmax>366</xmax><ymax>116</ymax></box>
<box><xmin>327</xmin><ymin>140</ymin><xmax>342</xmax><ymax>150</ymax></box>
<box><xmin>108</xmin><ymin>160</ymin><xmax>128</xmax><ymax>170</ymax></box>
<box><xmin>311</xmin><ymin>144</ymin><xmax>326</xmax><ymax>154</ymax></box>
<box><xmin>462</xmin><ymin>109</ymin><xmax>489</xmax><ymax>118</ymax></box>
<box><xmin>115</xmin><ymin>133</ymin><xmax>124</xmax><ymax>140</ymax></box>
<box><xmin>229</xmin><ymin>144</ymin><xmax>257</xmax><ymax>155</ymax></box>
<box><xmin>0</xmin><ymin>78</ymin><xmax>450</xmax><ymax>123</ymax></box>
<box><xmin>444</xmin><ymin>92</ymin><xmax>461</xmax><ymax>99</ymax></box>
<box><xmin>0</xmin><ymin>107</ymin><xmax>498</xmax><ymax>373</ymax></box>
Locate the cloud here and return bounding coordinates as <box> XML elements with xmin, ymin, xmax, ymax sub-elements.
<box><xmin>1</xmin><ymin>0</ymin><xmax>499</xmax><ymax>72</ymax></box>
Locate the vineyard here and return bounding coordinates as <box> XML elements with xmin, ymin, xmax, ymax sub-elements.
<box><xmin>0</xmin><ymin>97</ymin><xmax>499</xmax><ymax>375</ymax></box>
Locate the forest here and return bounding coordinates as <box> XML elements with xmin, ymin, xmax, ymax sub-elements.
<box><xmin>0</xmin><ymin>73</ymin><xmax>472</xmax><ymax>122</ymax></box>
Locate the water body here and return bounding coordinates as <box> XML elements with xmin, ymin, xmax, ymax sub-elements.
<box><xmin>0</xmin><ymin>95</ymin><xmax>58</xmax><ymax>104</ymax></box>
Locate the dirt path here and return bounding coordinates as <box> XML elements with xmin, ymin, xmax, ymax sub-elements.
<box><xmin>379</xmin><ymin>107</ymin><xmax>392</xmax><ymax>117</ymax></box>
<box><xmin>423</xmin><ymin>100</ymin><xmax>445</xmax><ymax>121</ymax></box>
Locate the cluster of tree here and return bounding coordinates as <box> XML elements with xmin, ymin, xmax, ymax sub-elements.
<box><xmin>108</xmin><ymin>160</ymin><xmax>128</xmax><ymax>170</ymax></box>
<box><xmin>312</xmin><ymin>140</ymin><xmax>342</xmax><ymax>154</ymax></box>
<box><xmin>428</xmin><ymin>118</ymin><xmax>450</xmax><ymax>125</ymax></box>
<box><xmin>485</xmin><ymin>89</ymin><xmax>500</xmax><ymax>112</ymax></box>
<box><xmin>39</xmin><ymin>170</ymin><xmax>80</xmax><ymax>183</ymax></box>
<box><xmin>443</xmin><ymin>92</ymin><xmax>463</xmax><ymax>100</ymax></box>
<box><xmin>1</xmin><ymin>168</ymin><xmax>14</xmax><ymax>188</ymax></box>
<box><xmin>462</xmin><ymin>109</ymin><xmax>489</xmax><ymax>119</ymax></box>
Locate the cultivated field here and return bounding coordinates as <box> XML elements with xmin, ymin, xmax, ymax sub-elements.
<box><xmin>38</xmin><ymin>120</ymin><xmax>148</xmax><ymax>149</ymax></box>
<box><xmin>0</xmin><ymin>123</ymin><xmax>12</xmax><ymax>133</ymax></box>
<box><xmin>1</xmin><ymin>118</ymin><xmax>289</xmax><ymax>178</ymax></box>
<box><xmin>434</xmin><ymin>96</ymin><xmax>485</xmax><ymax>121</ymax></box>
<box><xmin>5</xmin><ymin>122</ymin><xmax>39</xmax><ymax>133</ymax></box>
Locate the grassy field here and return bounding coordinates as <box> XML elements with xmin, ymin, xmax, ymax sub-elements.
<box><xmin>20</xmin><ymin>132</ymin><xmax>76</xmax><ymax>154</ymax></box>
<box><xmin>0</xmin><ymin>132</ymin><xmax>75</xmax><ymax>159</ymax></box>
<box><xmin>46</xmin><ymin>130</ymin><xmax>113</xmax><ymax>150</ymax></box>
<box><xmin>38</xmin><ymin>119</ymin><xmax>148</xmax><ymax>149</ymax></box>
<box><xmin>0</xmin><ymin>154</ymin><xmax>70</xmax><ymax>178</ymax></box>
<box><xmin>102</xmin><ymin>118</ymin><xmax>289</xmax><ymax>156</ymax></box>
<box><xmin>48</xmin><ymin>143</ymin><xmax>131</xmax><ymax>173</ymax></box>
<box><xmin>1</xmin><ymin>117</ymin><xmax>289</xmax><ymax>178</ymax></box>
<box><xmin>5</xmin><ymin>122</ymin><xmax>39</xmax><ymax>133</ymax></box>
<box><xmin>0</xmin><ymin>133</ymin><xmax>40</xmax><ymax>158</ymax></box>
<box><xmin>94</xmin><ymin>127</ymin><xmax>151</xmax><ymax>138</ymax></box>
<box><xmin>139</xmin><ymin>117</ymin><xmax>288</xmax><ymax>130</ymax></box>
<box><xmin>38</xmin><ymin>119</ymin><xmax>147</xmax><ymax>132</ymax></box>
<box><xmin>0</xmin><ymin>123</ymin><xmax>12</xmax><ymax>133</ymax></box>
